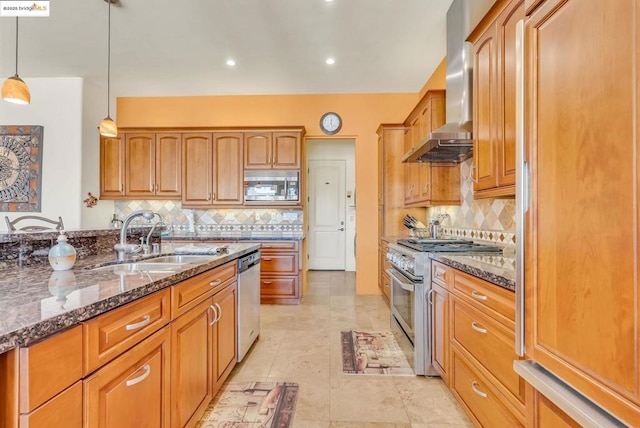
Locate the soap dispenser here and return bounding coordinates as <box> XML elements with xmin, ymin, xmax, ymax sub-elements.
<box><xmin>48</xmin><ymin>232</ymin><xmax>77</xmax><ymax>271</ymax></box>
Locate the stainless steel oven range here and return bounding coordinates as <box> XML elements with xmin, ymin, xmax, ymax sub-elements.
<box><xmin>386</xmin><ymin>238</ymin><xmax>502</xmax><ymax>376</ymax></box>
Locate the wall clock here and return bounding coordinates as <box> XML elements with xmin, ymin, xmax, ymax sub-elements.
<box><xmin>0</xmin><ymin>126</ymin><xmax>44</xmax><ymax>212</ymax></box>
<box><xmin>320</xmin><ymin>112</ymin><xmax>342</xmax><ymax>135</ymax></box>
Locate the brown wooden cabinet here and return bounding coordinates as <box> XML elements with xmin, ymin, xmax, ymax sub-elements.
<box><xmin>524</xmin><ymin>0</ymin><xmax>640</xmax><ymax>424</ymax></box>
<box><xmin>211</xmin><ymin>283</ymin><xmax>237</xmax><ymax>391</ymax></box>
<box><xmin>469</xmin><ymin>0</ymin><xmax>523</xmax><ymax>198</ymax></box>
<box><xmin>244</xmin><ymin>131</ymin><xmax>300</xmax><ymax>170</ymax></box>
<box><xmin>125</xmin><ymin>133</ymin><xmax>156</xmax><ymax>197</ymax></box>
<box><xmin>528</xmin><ymin>389</ymin><xmax>581</xmax><ymax>428</ymax></box>
<box><xmin>259</xmin><ymin>241</ymin><xmax>300</xmax><ymax>304</ymax></box>
<box><xmin>155</xmin><ymin>133</ymin><xmax>182</xmax><ymax>197</ymax></box>
<box><xmin>430</xmin><ymin>270</ymin><xmax>450</xmax><ymax>386</ymax></box>
<box><xmin>84</xmin><ymin>326</ymin><xmax>171</xmax><ymax>428</ymax></box>
<box><xmin>182</xmin><ymin>132</ymin><xmax>243</xmax><ymax>207</ymax></box>
<box><xmin>433</xmin><ymin>261</ymin><xmax>526</xmax><ymax>425</ymax></box>
<box><xmin>100</xmin><ymin>135</ymin><xmax>125</xmax><ymax>198</ymax></box>
<box><xmin>402</xmin><ymin>91</ymin><xmax>461</xmax><ymax>207</ymax></box>
<box><xmin>171</xmin><ymin>299</ymin><xmax>213</xmax><ymax>428</ymax></box>
<box><xmin>182</xmin><ymin>133</ymin><xmax>213</xmax><ymax>205</ymax></box>
<box><xmin>212</xmin><ymin>132</ymin><xmax>243</xmax><ymax>205</ymax></box>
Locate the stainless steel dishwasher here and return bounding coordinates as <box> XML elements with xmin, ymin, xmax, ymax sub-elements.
<box><xmin>237</xmin><ymin>250</ymin><xmax>261</xmax><ymax>362</ymax></box>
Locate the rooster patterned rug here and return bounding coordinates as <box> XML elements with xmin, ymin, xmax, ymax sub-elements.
<box><xmin>341</xmin><ymin>331</ymin><xmax>414</xmax><ymax>375</ymax></box>
<box><xmin>197</xmin><ymin>382</ymin><xmax>298</xmax><ymax>428</ymax></box>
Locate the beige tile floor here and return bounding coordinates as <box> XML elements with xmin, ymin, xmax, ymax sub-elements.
<box><xmin>220</xmin><ymin>270</ymin><xmax>473</xmax><ymax>427</ymax></box>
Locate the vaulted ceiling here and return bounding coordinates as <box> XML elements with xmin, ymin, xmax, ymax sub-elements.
<box><xmin>0</xmin><ymin>0</ymin><xmax>452</xmax><ymax>97</ymax></box>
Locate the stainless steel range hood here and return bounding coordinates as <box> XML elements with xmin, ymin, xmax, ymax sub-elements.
<box><xmin>404</xmin><ymin>0</ymin><xmax>494</xmax><ymax>163</ymax></box>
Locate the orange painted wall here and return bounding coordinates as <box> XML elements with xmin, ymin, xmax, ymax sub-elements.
<box><xmin>419</xmin><ymin>57</ymin><xmax>447</xmax><ymax>97</ymax></box>
<box><xmin>117</xmin><ymin>93</ymin><xmax>418</xmax><ymax>295</ymax></box>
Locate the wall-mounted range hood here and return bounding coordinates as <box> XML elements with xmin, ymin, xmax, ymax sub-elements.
<box><xmin>403</xmin><ymin>0</ymin><xmax>494</xmax><ymax>163</ymax></box>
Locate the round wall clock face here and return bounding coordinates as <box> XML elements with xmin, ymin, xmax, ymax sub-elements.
<box><xmin>320</xmin><ymin>112</ymin><xmax>342</xmax><ymax>135</ymax></box>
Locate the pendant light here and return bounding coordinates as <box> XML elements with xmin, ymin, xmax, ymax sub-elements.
<box><xmin>2</xmin><ymin>17</ymin><xmax>31</xmax><ymax>105</ymax></box>
<box><xmin>99</xmin><ymin>0</ymin><xmax>117</xmax><ymax>137</ymax></box>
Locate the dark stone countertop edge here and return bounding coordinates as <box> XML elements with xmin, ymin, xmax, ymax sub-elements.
<box><xmin>0</xmin><ymin>244</ymin><xmax>260</xmax><ymax>354</ymax></box>
<box><xmin>429</xmin><ymin>253</ymin><xmax>516</xmax><ymax>292</ymax></box>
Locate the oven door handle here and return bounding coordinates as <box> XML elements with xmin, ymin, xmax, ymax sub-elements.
<box><xmin>386</xmin><ymin>269</ymin><xmax>415</xmax><ymax>292</ymax></box>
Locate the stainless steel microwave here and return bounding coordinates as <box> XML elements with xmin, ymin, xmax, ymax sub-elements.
<box><xmin>244</xmin><ymin>171</ymin><xmax>300</xmax><ymax>202</ymax></box>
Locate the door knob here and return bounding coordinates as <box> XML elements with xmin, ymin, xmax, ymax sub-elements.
<box><xmin>337</xmin><ymin>228</ymin><xmax>345</xmax><ymax>231</ymax></box>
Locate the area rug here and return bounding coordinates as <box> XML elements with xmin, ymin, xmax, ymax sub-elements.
<box><xmin>341</xmin><ymin>331</ymin><xmax>414</xmax><ymax>375</ymax></box>
<box><xmin>197</xmin><ymin>382</ymin><xmax>299</xmax><ymax>428</ymax></box>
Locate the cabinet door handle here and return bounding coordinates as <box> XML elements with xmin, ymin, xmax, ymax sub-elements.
<box><xmin>209</xmin><ymin>279</ymin><xmax>222</xmax><ymax>287</ymax></box>
<box><xmin>471</xmin><ymin>290</ymin><xmax>488</xmax><ymax>301</ymax></box>
<box><xmin>209</xmin><ymin>304</ymin><xmax>218</xmax><ymax>326</ymax></box>
<box><xmin>208</xmin><ymin>193</ymin><xmax>212</xmax><ymax>200</ymax></box>
<box><xmin>214</xmin><ymin>303</ymin><xmax>222</xmax><ymax>323</ymax></box>
<box><xmin>471</xmin><ymin>381</ymin><xmax>487</xmax><ymax>398</ymax></box>
<box><xmin>155</xmin><ymin>183</ymin><xmax>158</xmax><ymax>192</ymax></box>
<box><xmin>471</xmin><ymin>321</ymin><xmax>487</xmax><ymax>334</ymax></box>
<box><xmin>212</xmin><ymin>192</ymin><xmax>216</xmax><ymax>200</ymax></box>
<box><xmin>125</xmin><ymin>364</ymin><xmax>151</xmax><ymax>387</ymax></box>
<box><xmin>121</xmin><ymin>184</ymin><xmax>124</xmax><ymax>192</ymax></box>
<box><xmin>427</xmin><ymin>289</ymin><xmax>434</xmax><ymax>305</ymax></box>
<box><xmin>337</xmin><ymin>228</ymin><xmax>345</xmax><ymax>231</ymax></box>
<box><xmin>125</xmin><ymin>314</ymin><xmax>151</xmax><ymax>331</ymax></box>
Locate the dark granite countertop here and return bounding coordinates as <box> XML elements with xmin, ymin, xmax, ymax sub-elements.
<box><xmin>164</xmin><ymin>232</ymin><xmax>304</xmax><ymax>241</ymax></box>
<box><xmin>0</xmin><ymin>242</ymin><xmax>259</xmax><ymax>354</ymax></box>
<box><xmin>430</xmin><ymin>252</ymin><xmax>516</xmax><ymax>291</ymax></box>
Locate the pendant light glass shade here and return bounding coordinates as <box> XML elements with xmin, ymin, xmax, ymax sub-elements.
<box><xmin>99</xmin><ymin>0</ymin><xmax>117</xmax><ymax>137</ymax></box>
<box><xmin>2</xmin><ymin>76</ymin><xmax>30</xmax><ymax>105</ymax></box>
<box><xmin>2</xmin><ymin>17</ymin><xmax>30</xmax><ymax>105</ymax></box>
<box><xmin>99</xmin><ymin>116</ymin><xmax>118</xmax><ymax>137</ymax></box>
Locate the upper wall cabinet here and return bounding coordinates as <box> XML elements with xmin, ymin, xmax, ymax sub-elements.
<box><xmin>469</xmin><ymin>0</ymin><xmax>524</xmax><ymax>199</ymax></box>
<box><xmin>182</xmin><ymin>132</ymin><xmax>243</xmax><ymax>207</ymax></box>
<box><xmin>244</xmin><ymin>131</ymin><xmax>301</xmax><ymax>170</ymax></box>
<box><xmin>100</xmin><ymin>135</ymin><xmax>125</xmax><ymax>198</ymax></box>
<box><xmin>403</xmin><ymin>90</ymin><xmax>461</xmax><ymax>207</ymax></box>
<box><xmin>100</xmin><ymin>132</ymin><xmax>181</xmax><ymax>200</ymax></box>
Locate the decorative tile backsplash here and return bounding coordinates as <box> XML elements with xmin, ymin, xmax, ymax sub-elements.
<box><xmin>114</xmin><ymin>201</ymin><xmax>304</xmax><ymax>233</ymax></box>
<box><xmin>427</xmin><ymin>159</ymin><xmax>516</xmax><ymax>246</ymax></box>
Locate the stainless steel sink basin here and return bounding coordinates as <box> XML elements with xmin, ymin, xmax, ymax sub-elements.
<box><xmin>92</xmin><ymin>262</ymin><xmax>186</xmax><ymax>273</ymax></box>
<box><xmin>143</xmin><ymin>255</ymin><xmax>218</xmax><ymax>264</ymax></box>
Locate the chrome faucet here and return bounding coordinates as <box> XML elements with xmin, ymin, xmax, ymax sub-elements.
<box><xmin>144</xmin><ymin>214</ymin><xmax>167</xmax><ymax>255</ymax></box>
<box><xmin>113</xmin><ymin>210</ymin><xmax>156</xmax><ymax>261</ymax></box>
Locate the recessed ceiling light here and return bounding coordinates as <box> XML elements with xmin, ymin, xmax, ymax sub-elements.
<box><xmin>326</xmin><ymin>58</ymin><xmax>335</xmax><ymax>65</ymax></box>
<box><xmin>226</xmin><ymin>59</ymin><xmax>236</xmax><ymax>66</ymax></box>
<box><xmin>325</xmin><ymin>0</ymin><xmax>334</xmax><ymax>2</ymax></box>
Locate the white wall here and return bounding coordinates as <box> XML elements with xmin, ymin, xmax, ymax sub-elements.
<box><xmin>306</xmin><ymin>139</ymin><xmax>356</xmax><ymax>271</ymax></box>
<box><xmin>81</xmin><ymin>79</ymin><xmax>115</xmax><ymax>228</ymax></box>
<box><xmin>0</xmin><ymin>78</ymin><xmax>83</xmax><ymax>230</ymax></box>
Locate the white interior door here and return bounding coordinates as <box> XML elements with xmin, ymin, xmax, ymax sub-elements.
<box><xmin>308</xmin><ymin>160</ymin><xmax>346</xmax><ymax>270</ymax></box>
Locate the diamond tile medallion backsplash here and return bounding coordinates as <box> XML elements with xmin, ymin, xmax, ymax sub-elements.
<box><xmin>427</xmin><ymin>159</ymin><xmax>516</xmax><ymax>246</ymax></box>
<box><xmin>114</xmin><ymin>201</ymin><xmax>304</xmax><ymax>233</ymax></box>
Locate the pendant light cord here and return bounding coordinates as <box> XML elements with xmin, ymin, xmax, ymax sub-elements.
<box><xmin>106</xmin><ymin>1</ymin><xmax>111</xmax><ymax>116</ymax></box>
<box><xmin>14</xmin><ymin>17</ymin><xmax>19</xmax><ymax>76</ymax></box>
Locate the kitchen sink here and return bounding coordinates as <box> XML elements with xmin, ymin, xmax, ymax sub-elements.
<box><xmin>92</xmin><ymin>262</ymin><xmax>186</xmax><ymax>273</ymax></box>
<box><xmin>143</xmin><ymin>255</ymin><xmax>218</xmax><ymax>264</ymax></box>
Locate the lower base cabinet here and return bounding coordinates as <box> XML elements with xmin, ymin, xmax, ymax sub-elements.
<box><xmin>84</xmin><ymin>326</ymin><xmax>171</xmax><ymax>428</ymax></box>
<box><xmin>451</xmin><ymin>349</ymin><xmax>523</xmax><ymax>427</ymax></box>
<box><xmin>171</xmin><ymin>300</ymin><xmax>213</xmax><ymax>428</ymax></box>
<box><xmin>259</xmin><ymin>241</ymin><xmax>300</xmax><ymax>304</ymax></box>
<box><xmin>211</xmin><ymin>283</ymin><xmax>237</xmax><ymax>391</ymax></box>
<box><xmin>19</xmin><ymin>382</ymin><xmax>83</xmax><ymax>428</ymax></box>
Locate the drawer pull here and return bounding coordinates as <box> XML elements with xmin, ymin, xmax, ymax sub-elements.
<box><xmin>263</xmin><ymin>281</ymin><xmax>272</xmax><ymax>284</ymax></box>
<box><xmin>263</xmin><ymin>257</ymin><xmax>273</xmax><ymax>261</ymax></box>
<box><xmin>471</xmin><ymin>322</ymin><xmax>487</xmax><ymax>334</ymax></box>
<box><xmin>262</xmin><ymin>245</ymin><xmax>272</xmax><ymax>248</ymax></box>
<box><xmin>435</xmin><ymin>271</ymin><xmax>445</xmax><ymax>279</ymax></box>
<box><xmin>471</xmin><ymin>290</ymin><xmax>488</xmax><ymax>301</ymax></box>
<box><xmin>209</xmin><ymin>279</ymin><xmax>222</xmax><ymax>287</ymax></box>
<box><xmin>209</xmin><ymin>304</ymin><xmax>218</xmax><ymax>326</ymax></box>
<box><xmin>471</xmin><ymin>381</ymin><xmax>488</xmax><ymax>398</ymax></box>
<box><xmin>125</xmin><ymin>315</ymin><xmax>151</xmax><ymax>331</ymax></box>
<box><xmin>126</xmin><ymin>364</ymin><xmax>151</xmax><ymax>387</ymax></box>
